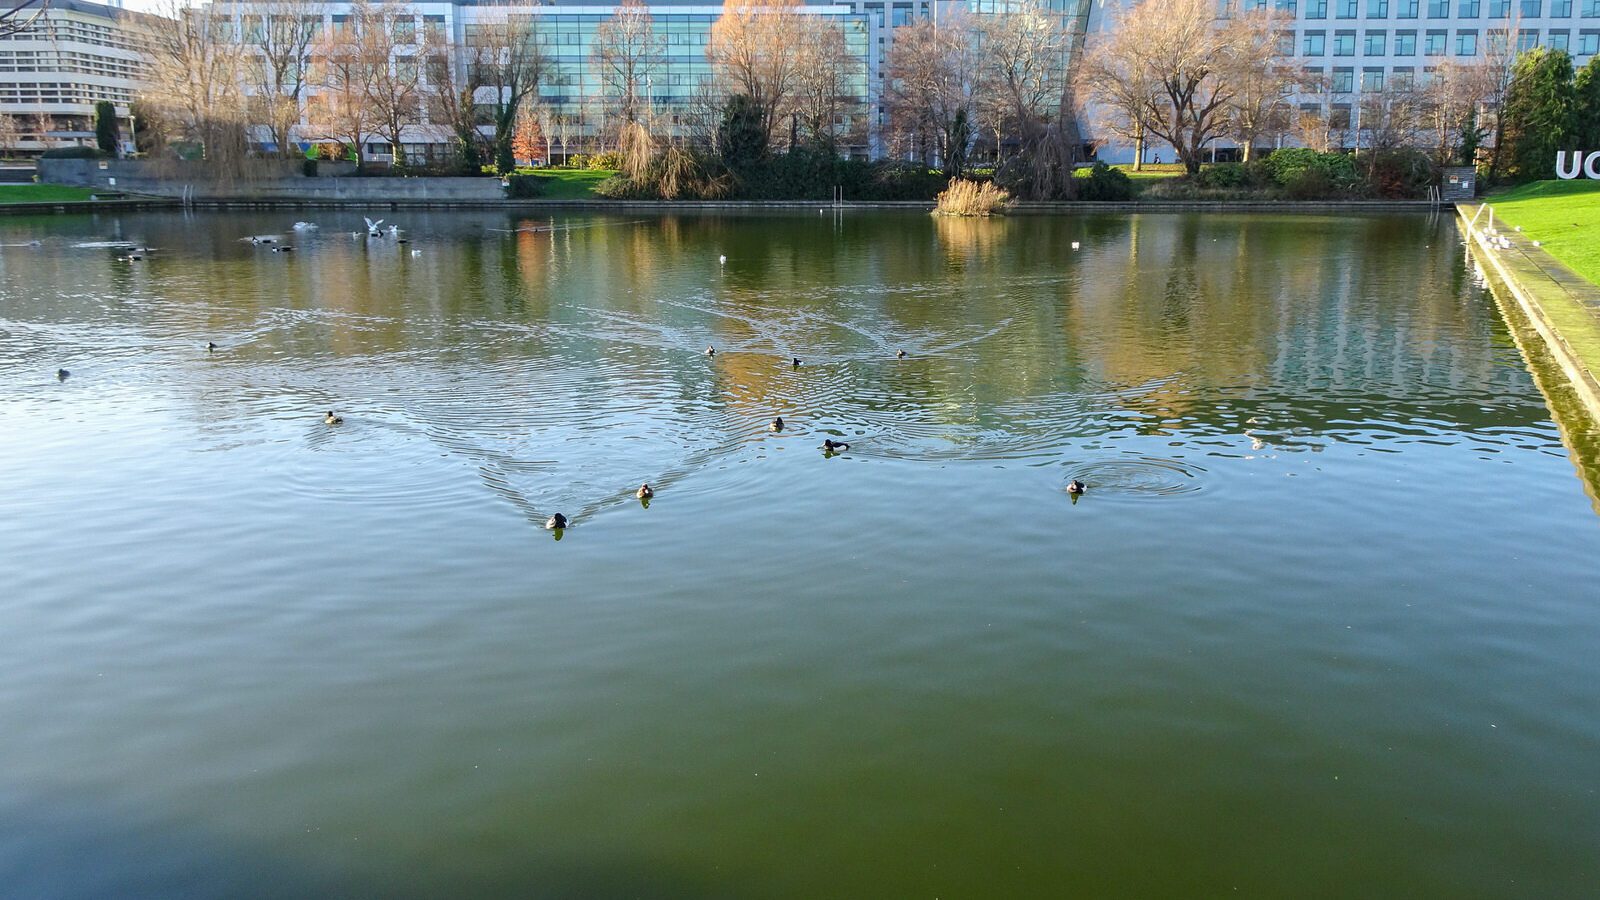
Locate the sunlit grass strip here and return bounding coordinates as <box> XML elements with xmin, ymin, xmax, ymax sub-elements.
<box><xmin>0</xmin><ymin>184</ymin><xmax>99</xmax><ymax>203</ymax></box>
<box><xmin>1486</xmin><ymin>180</ymin><xmax>1600</xmax><ymax>288</ymax></box>
<box><xmin>932</xmin><ymin>178</ymin><xmax>1010</xmax><ymax>217</ymax></box>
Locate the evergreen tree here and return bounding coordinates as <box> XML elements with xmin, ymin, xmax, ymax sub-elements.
<box><xmin>1500</xmin><ymin>47</ymin><xmax>1575</xmax><ymax>181</ymax></box>
<box><xmin>94</xmin><ymin>101</ymin><xmax>118</xmax><ymax>156</ymax></box>
<box><xmin>1573</xmin><ymin>55</ymin><xmax>1600</xmax><ymax>150</ymax></box>
<box><xmin>717</xmin><ymin>93</ymin><xmax>767</xmax><ymax>177</ymax></box>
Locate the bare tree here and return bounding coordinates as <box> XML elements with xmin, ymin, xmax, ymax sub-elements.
<box><xmin>976</xmin><ymin>0</ymin><xmax>1082</xmax><ymax>198</ymax></box>
<box><xmin>1358</xmin><ymin>84</ymin><xmax>1429</xmax><ymax>154</ymax></box>
<box><xmin>141</xmin><ymin>0</ymin><xmax>249</xmax><ymax>167</ymax></box>
<box><xmin>885</xmin><ymin>13</ymin><xmax>982</xmax><ymax>176</ymax></box>
<box><xmin>592</xmin><ymin>0</ymin><xmax>663</xmax><ymax>128</ymax></box>
<box><xmin>1087</xmin><ymin>0</ymin><xmax>1281</xmax><ymax>174</ymax></box>
<box><xmin>238</xmin><ymin>0</ymin><xmax>325</xmax><ymax>158</ymax></box>
<box><xmin>0</xmin><ymin>114</ymin><xmax>21</xmax><ymax>158</ymax></box>
<box><xmin>308</xmin><ymin>3</ymin><xmax>376</xmax><ymax>171</ymax></box>
<box><xmin>707</xmin><ymin>0</ymin><xmax>807</xmax><ymax>140</ymax></box>
<box><xmin>793</xmin><ymin>17</ymin><xmax>864</xmax><ymax>152</ymax></box>
<box><xmin>423</xmin><ymin>40</ymin><xmax>488</xmax><ymax>169</ymax></box>
<box><xmin>1224</xmin><ymin>11</ymin><xmax>1295</xmax><ymax>161</ymax></box>
<box><xmin>1077</xmin><ymin>12</ymin><xmax>1159</xmax><ymax>170</ymax></box>
<box><xmin>464</xmin><ymin>12</ymin><xmax>546</xmax><ymax>172</ymax></box>
<box><xmin>30</xmin><ymin>111</ymin><xmax>58</xmax><ymax>149</ymax></box>
<box><xmin>359</xmin><ymin>1</ymin><xmax>427</xmax><ymax>167</ymax></box>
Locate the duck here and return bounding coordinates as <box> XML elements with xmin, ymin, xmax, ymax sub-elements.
<box><xmin>57</xmin><ymin>368</ymin><xmax>69</xmax><ymax>381</ymax></box>
<box><xmin>637</xmin><ymin>484</ymin><xmax>654</xmax><ymax>499</ymax></box>
<box><xmin>323</xmin><ymin>411</ymin><xmax>343</xmax><ymax>425</ymax></box>
<box><xmin>1067</xmin><ymin>479</ymin><xmax>1086</xmax><ymax>495</ymax></box>
<box><xmin>896</xmin><ymin>349</ymin><xmax>907</xmax><ymax>358</ymax></box>
<box><xmin>792</xmin><ymin>357</ymin><xmax>801</xmax><ymax>367</ymax></box>
<box><xmin>545</xmin><ymin>513</ymin><xmax>567</xmax><ymax>530</ymax></box>
<box><xmin>273</xmin><ymin>246</ymin><xmax>294</xmax><ymax>253</ymax></box>
<box><xmin>771</xmin><ymin>416</ymin><xmax>784</xmax><ymax>431</ymax></box>
<box><xmin>206</xmin><ymin>341</ymin><xmax>217</xmax><ymax>352</ymax></box>
<box><xmin>705</xmin><ymin>346</ymin><xmax>716</xmax><ymax>356</ymax></box>
<box><xmin>718</xmin><ymin>254</ymin><xmax>726</xmax><ymax>265</ymax></box>
<box><xmin>822</xmin><ymin>438</ymin><xmax>849</xmax><ymax>452</ymax></box>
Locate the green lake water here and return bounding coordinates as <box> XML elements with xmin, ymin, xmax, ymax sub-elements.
<box><xmin>1</xmin><ymin>209</ymin><xmax>1597</xmax><ymax>897</ymax></box>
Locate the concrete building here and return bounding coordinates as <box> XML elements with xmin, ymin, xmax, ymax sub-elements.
<box><xmin>0</xmin><ymin>0</ymin><xmax>158</xmax><ymax>156</ymax></box>
<box><xmin>1084</xmin><ymin>0</ymin><xmax>1600</xmax><ymax>162</ymax></box>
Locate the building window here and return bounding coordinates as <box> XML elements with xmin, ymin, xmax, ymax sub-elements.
<box><xmin>1398</xmin><ymin>0</ymin><xmax>1420</xmax><ymax>14</ymax></box>
<box><xmin>1368</xmin><ymin>0</ymin><xmax>1390</xmax><ymax>13</ymax></box>
<box><xmin>1392</xmin><ymin>65</ymin><xmax>1416</xmax><ymax>88</ymax></box>
<box><xmin>1396</xmin><ymin>28</ymin><xmax>1417</xmax><ymax>51</ymax></box>
<box><xmin>1335</xmin><ymin>29</ymin><xmax>1357</xmax><ymax>52</ymax></box>
<box><xmin>1278</xmin><ymin>30</ymin><xmax>1297</xmax><ymax>54</ymax></box>
<box><xmin>1338</xmin><ymin>0</ymin><xmax>1359</xmax><ymax>15</ymax></box>
<box><xmin>1331</xmin><ymin>103</ymin><xmax>1352</xmax><ymax>127</ymax></box>
<box><xmin>1549</xmin><ymin>28</ymin><xmax>1571</xmax><ymax>48</ymax></box>
<box><xmin>1332</xmin><ymin>66</ymin><xmax>1354</xmax><ymax>90</ymax></box>
<box><xmin>1305</xmin><ymin>29</ymin><xmax>1327</xmax><ymax>52</ymax></box>
<box><xmin>1458</xmin><ymin>0</ymin><xmax>1480</xmax><ymax>14</ymax></box>
<box><xmin>1489</xmin><ymin>0</ymin><xmax>1511</xmax><ymax>16</ymax></box>
<box><xmin>1361</xmin><ymin>66</ymin><xmax>1385</xmax><ymax>90</ymax></box>
<box><xmin>1425</xmin><ymin>27</ymin><xmax>1448</xmax><ymax>51</ymax></box>
<box><xmin>1580</xmin><ymin>29</ymin><xmax>1600</xmax><ymax>53</ymax></box>
<box><xmin>1428</xmin><ymin>0</ymin><xmax>1450</xmax><ymax>13</ymax></box>
<box><xmin>1365</xmin><ymin>28</ymin><xmax>1387</xmax><ymax>51</ymax></box>
<box><xmin>1516</xmin><ymin>28</ymin><xmax>1538</xmax><ymax>48</ymax></box>
<box><xmin>1244</xmin><ymin>0</ymin><xmax>1268</xmax><ymax>9</ymax></box>
<box><xmin>1551</xmin><ymin>0</ymin><xmax>1572</xmax><ymax>15</ymax></box>
<box><xmin>1585</xmin><ymin>0</ymin><xmax>1600</xmax><ymax>15</ymax></box>
<box><xmin>1522</xmin><ymin>0</ymin><xmax>1543</xmax><ymax>13</ymax></box>
<box><xmin>1457</xmin><ymin>29</ymin><xmax>1478</xmax><ymax>53</ymax></box>
<box><xmin>1302</xmin><ymin>65</ymin><xmax>1325</xmax><ymax>89</ymax></box>
<box><xmin>1308</xmin><ymin>0</ymin><xmax>1329</xmax><ymax>16</ymax></box>
<box><xmin>1277</xmin><ymin>0</ymin><xmax>1299</xmax><ymax>11</ymax></box>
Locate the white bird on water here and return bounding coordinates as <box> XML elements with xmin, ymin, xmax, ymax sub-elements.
<box><xmin>364</xmin><ymin>217</ymin><xmax>385</xmax><ymax>236</ymax></box>
<box><xmin>719</xmin><ymin>254</ymin><xmax>726</xmax><ymax>265</ymax></box>
<box><xmin>292</xmin><ymin>221</ymin><xmax>318</xmax><ymax>231</ymax></box>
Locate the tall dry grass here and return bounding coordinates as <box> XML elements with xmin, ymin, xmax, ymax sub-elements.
<box><xmin>932</xmin><ymin>178</ymin><xmax>1011</xmax><ymax>217</ymax></box>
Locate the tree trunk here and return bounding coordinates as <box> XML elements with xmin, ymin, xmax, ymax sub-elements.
<box><xmin>1133</xmin><ymin>128</ymin><xmax>1145</xmax><ymax>172</ymax></box>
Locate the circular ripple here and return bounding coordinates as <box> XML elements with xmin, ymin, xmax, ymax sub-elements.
<box><xmin>1067</xmin><ymin>457</ymin><xmax>1207</xmax><ymax>499</ymax></box>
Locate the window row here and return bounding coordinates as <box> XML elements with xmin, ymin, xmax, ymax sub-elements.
<box><xmin>1299</xmin><ymin>25</ymin><xmax>1598</xmax><ymax>53</ymax></box>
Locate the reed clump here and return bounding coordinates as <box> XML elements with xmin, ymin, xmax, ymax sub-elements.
<box><xmin>932</xmin><ymin>178</ymin><xmax>1011</xmax><ymax>217</ymax></box>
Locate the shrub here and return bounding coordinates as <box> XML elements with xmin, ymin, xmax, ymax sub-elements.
<box><xmin>504</xmin><ymin>173</ymin><xmax>547</xmax><ymax>199</ymax></box>
<box><xmin>1283</xmin><ymin>167</ymin><xmax>1337</xmax><ymax>200</ymax></box>
<box><xmin>40</xmin><ymin>146</ymin><xmax>108</xmax><ymax>159</ymax></box>
<box><xmin>933</xmin><ymin>178</ymin><xmax>1011</xmax><ymax>216</ymax></box>
<box><xmin>567</xmin><ymin>153</ymin><xmax>590</xmax><ymax>169</ymax></box>
<box><xmin>1362</xmin><ymin>148</ymin><xmax>1439</xmax><ymax>199</ymax></box>
<box><xmin>1073</xmin><ymin>161</ymin><xmax>1134</xmax><ymax>201</ymax></box>
<box><xmin>1264</xmin><ymin>148</ymin><xmax>1357</xmax><ymax>188</ymax></box>
<box><xmin>301</xmin><ymin>158</ymin><xmax>319</xmax><ymax>177</ymax></box>
<box><xmin>589</xmin><ymin>150</ymin><xmax>622</xmax><ymax>170</ymax></box>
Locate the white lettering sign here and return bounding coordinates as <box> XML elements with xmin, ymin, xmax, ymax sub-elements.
<box><xmin>1555</xmin><ymin>150</ymin><xmax>1600</xmax><ymax>179</ymax></box>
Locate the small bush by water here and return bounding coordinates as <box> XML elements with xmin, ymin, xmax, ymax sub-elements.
<box><xmin>933</xmin><ymin>178</ymin><xmax>1011</xmax><ymax>216</ymax></box>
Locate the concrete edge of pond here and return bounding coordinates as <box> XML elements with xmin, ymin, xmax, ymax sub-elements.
<box><xmin>1457</xmin><ymin>201</ymin><xmax>1600</xmax><ymax>426</ymax></box>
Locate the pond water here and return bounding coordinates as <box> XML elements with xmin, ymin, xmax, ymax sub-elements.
<box><xmin>1</xmin><ymin>209</ymin><xmax>1597</xmax><ymax>898</ymax></box>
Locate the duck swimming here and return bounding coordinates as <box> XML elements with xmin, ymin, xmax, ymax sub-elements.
<box><xmin>57</xmin><ymin>368</ymin><xmax>69</xmax><ymax>381</ymax></box>
<box><xmin>1067</xmin><ymin>479</ymin><xmax>1086</xmax><ymax>495</ymax></box>
<box><xmin>637</xmin><ymin>484</ymin><xmax>654</xmax><ymax>499</ymax></box>
<box><xmin>792</xmin><ymin>357</ymin><xmax>801</xmax><ymax>367</ymax></box>
<box><xmin>324</xmin><ymin>411</ymin><xmax>343</xmax><ymax>425</ymax></box>
<box><xmin>896</xmin><ymin>349</ymin><xmax>907</xmax><ymax>358</ymax></box>
<box><xmin>771</xmin><ymin>416</ymin><xmax>784</xmax><ymax>431</ymax></box>
<box><xmin>207</xmin><ymin>341</ymin><xmax>217</xmax><ymax>352</ymax></box>
<box><xmin>705</xmin><ymin>346</ymin><xmax>716</xmax><ymax>356</ymax></box>
<box><xmin>822</xmin><ymin>438</ymin><xmax>850</xmax><ymax>452</ymax></box>
<box><xmin>545</xmin><ymin>513</ymin><xmax>568</xmax><ymax>530</ymax></box>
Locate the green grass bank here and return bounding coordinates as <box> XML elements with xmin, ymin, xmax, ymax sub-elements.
<box><xmin>529</xmin><ymin>168</ymin><xmax>615</xmax><ymax>199</ymax></box>
<box><xmin>1483</xmin><ymin>180</ymin><xmax>1600</xmax><ymax>288</ymax></box>
<box><xmin>0</xmin><ymin>184</ymin><xmax>98</xmax><ymax>204</ymax></box>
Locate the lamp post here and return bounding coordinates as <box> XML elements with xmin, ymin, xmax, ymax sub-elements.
<box><xmin>128</xmin><ymin>112</ymin><xmax>137</xmax><ymax>158</ymax></box>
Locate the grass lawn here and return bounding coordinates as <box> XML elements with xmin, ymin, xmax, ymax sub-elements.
<box><xmin>1484</xmin><ymin>180</ymin><xmax>1600</xmax><ymax>287</ymax></box>
<box><xmin>531</xmin><ymin>168</ymin><xmax>615</xmax><ymax>199</ymax></box>
<box><xmin>0</xmin><ymin>184</ymin><xmax>99</xmax><ymax>203</ymax></box>
<box><xmin>1110</xmin><ymin>163</ymin><xmax>1187</xmax><ymax>182</ymax></box>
